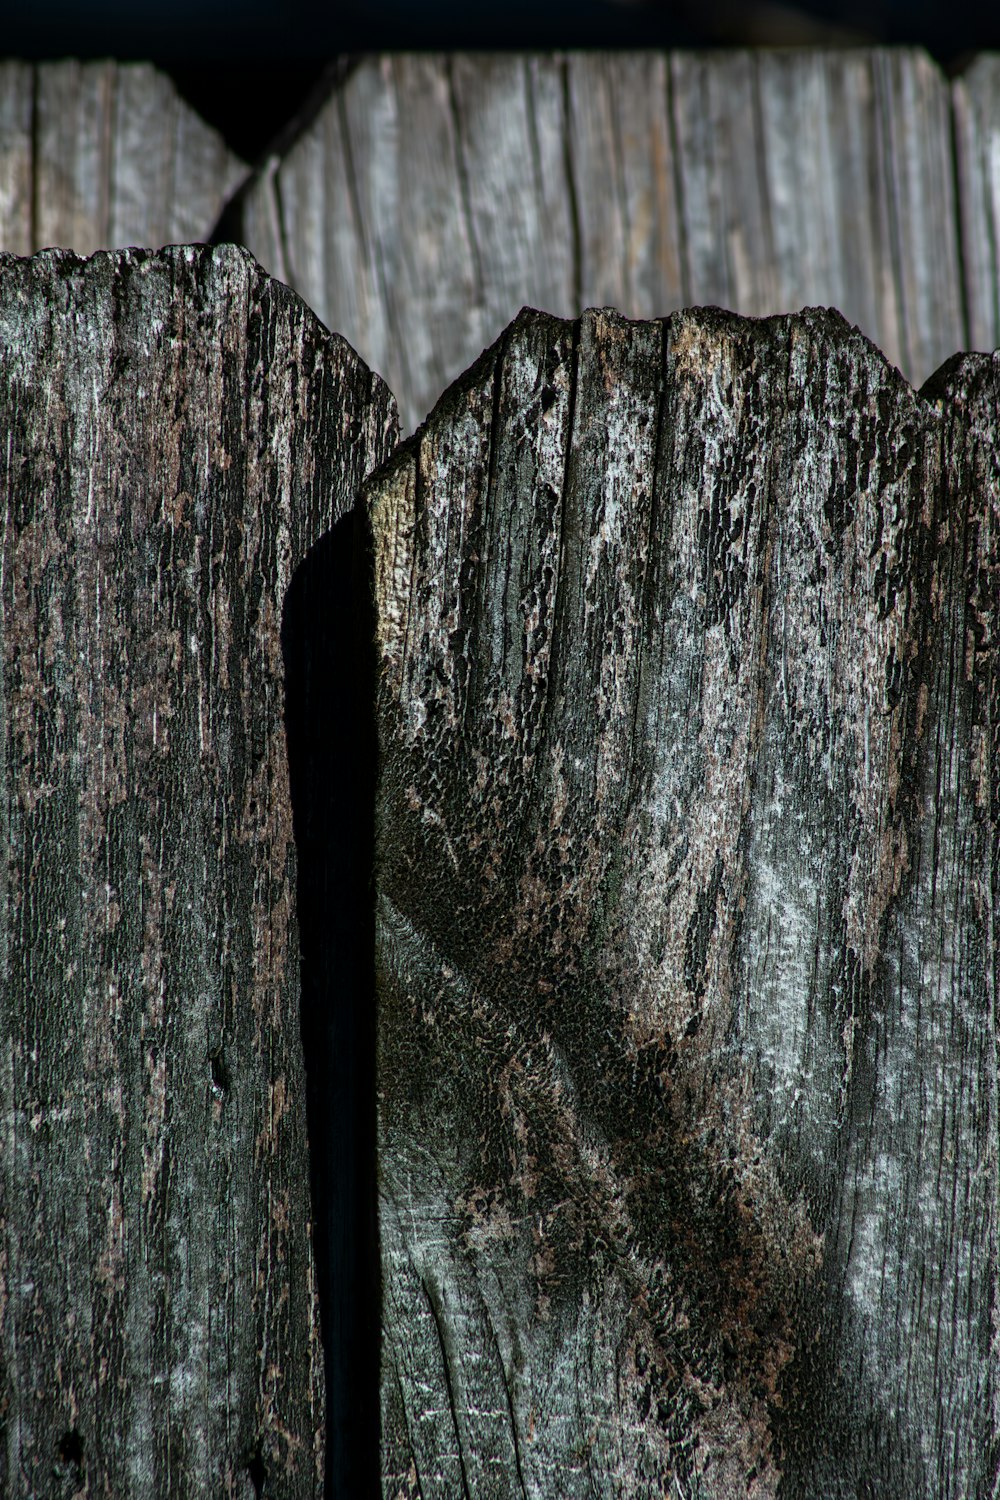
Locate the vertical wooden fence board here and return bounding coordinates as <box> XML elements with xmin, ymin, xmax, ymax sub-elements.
<box><xmin>753</xmin><ymin>52</ymin><xmax>892</xmax><ymax>351</ymax></box>
<box><xmin>937</xmin><ymin>352</ymin><xmax>1000</xmax><ymax>1491</ymax></box>
<box><xmin>368</xmin><ymin>306</ymin><xmax>998</xmax><ymax>1496</ymax></box>
<box><xmin>0</xmin><ymin>63</ymin><xmax>33</xmax><ymax>258</ymax></box>
<box><xmin>35</xmin><ymin>61</ymin><xmax>116</xmax><ymax>256</ymax></box>
<box><xmin>277</xmin><ymin>65</ymin><xmax>391</xmax><ymax>400</ymax></box>
<box><xmin>670</xmin><ymin>51</ymin><xmax>777</xmax><ymax>315</ymax></box>
<box><xmin>109</xmin><ymin>65</ymin><xmax>181</xmax><ymax>249</ymax></box>
<box><xmin>0</xmin><ymin>61</ymin><xmax>246</xmax><ymax>258</ymax></box>
<box><xmin>109</xmin><ymin>64</ymin><xmax>244</xmax><ymax>251</ymax></box>
<box><xmin>0</xmin><ymin>243</ymin><xmax>398</xmax><ymax>1499</ymax></box>
<box><xmin>566</xmin><ymin>49</ymin><xmax>640</xmax><ymax>310</ymax></box>
<box><xmin>752</xmin><ymin>53</ymin><xmax>841</xmax><ymax>312</ymax></box>
<box><xmin>239</xmin><ymin>157</ymin><xmax>290</xmax><ymax>290</ymax></box>
<box><xmin>347</xmin><ymin>56</ymin><xmax>483</xmax><ymax>436</ymax></box>
<box><xmin>670</xmin><ymin>49</ymin><xmax>965</xmax><ymax>386</ymax></box>
<box><xmin>788</xmin><ymin>347</ymin><xmax>1000</xmax><ymax>1495</ymax></box>
<box><xmin>278</xmin><ymin>128</ymin><xmax>330</xmax><ymax>314</ymax></box>
<box><xmin>814</xmin><ymin>53</ymin><xmax>902</xmax><ymax>367</ymax></box>
<box><xmin>953</xmin><ymin>54</ymin><xmax>1000</xmax><ymax>356</ymax></box>
<box><xmin>167</xmin><ymin>81</ymin><xmax>246</xmax><ymax>247</ymax></box>
<box><xmin>874</xmin><ymin>50</ymin><xmax>966</xmax><ymax>387</ymax></box>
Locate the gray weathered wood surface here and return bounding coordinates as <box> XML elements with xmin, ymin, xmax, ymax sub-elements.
<box><xmin>237</xmin><ymin>49</ymin><xmax>969</xmax><ymax>433</ymax></box>
<box><xmin>368</xmin><ymin>306</ymin><xmax>998</xmax><ymax>1496</ymax></box>
<box><xmin>0</xmin><ymin>243</ymin><xmax>397</xmax><ymax>1498</ymax></box>
<box><xmin>0</xmin><ymin>61</ymin><xmax>246</xmax><ymax>257</ymax></box>
<box><xmin>955</xmin><ymin>53</ymin><xmax>1000</xmax><ymax>357</ymax></box>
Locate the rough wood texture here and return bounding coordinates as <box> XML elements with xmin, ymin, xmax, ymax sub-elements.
<box><xmin>368</xmin><ymin>306</ymin><xmax>998</xmax><ymax>1496</ymax></box>
<box><xmin>0</xmin><ymin>61</ymin><xmax>246</xmax><ymax>257</ymax></box>
<box><xmin>0</xmin><ymin>243</ymin><xmax>397</xmax><ymax>1497</ymax></box>
<box><xmin>237</xmin><ymin>49</ymin><xmax>966</xmax><ymax>433</ymax></box>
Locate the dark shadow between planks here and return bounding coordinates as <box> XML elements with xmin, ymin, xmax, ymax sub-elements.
<box><xmin>282</xmin><ymin>511</ymin><xmax>379</xmax><ymax>1499</ymax></box>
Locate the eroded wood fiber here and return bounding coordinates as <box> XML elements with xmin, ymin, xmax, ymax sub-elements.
<box><xmin>368</xmin><ymin>306</ymin><xmax>998</xmax><ymax>1496</ymax></box>
<box><xmin>0</xmin><ymin>244</ymin><xmax>397</xmax><ymax>1498</ymax></box>
<box><xmin>237</xmin><ymin>48</ymin><xmax>965</xmax><ymax>433</ymax></box>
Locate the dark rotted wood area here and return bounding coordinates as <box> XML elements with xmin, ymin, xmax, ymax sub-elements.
<box><xmin>369</xmin><ymin>305</ymin><xmax>998</xmax><ymax>1497</ymax></box>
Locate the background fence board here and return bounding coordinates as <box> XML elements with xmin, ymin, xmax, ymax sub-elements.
<box><xmin>0</xmin><ymin>243</ymin><xmax>396</xmax><ymax>1498</ymax></box>
<box><xmin>0</xmin><ymin>61</ymin><xmax>246</xmax><ymax>258</ymax></box>
<box><xmin>236</xmin><ymin>49</ymin><xmax>977</xmax><ymax>432</ymax></box>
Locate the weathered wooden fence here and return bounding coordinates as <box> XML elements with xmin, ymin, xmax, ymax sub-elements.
<box><xmin>0</xmin><ymin>244</ymin><xmax>396</xmax><ymax>1497</ymax></box>
<box><xmin>0</xmin><ymin>48</ymin><xmax>998</xmax><ymax>1500</ymax></box>
<box><xmin>370</xmin><ymin>302</ymin><xmax>999</xmax><ymax>1498</ymax></box>
<box><xmin>233</xmin><ymin>49</ymin><xmax>1000</xmax><ymax>430</ymax></box>
<box><xmin>0</xmin><ymin>61</ymin><xmax>244</xmax><ymax>257</ymax></box>
<box><xmin>7</xmin><ymin>53</ymin><xmax>1000</xmax><ymax>424</ymax></box>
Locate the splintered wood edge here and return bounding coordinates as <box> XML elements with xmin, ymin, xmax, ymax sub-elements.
<box><xmin>363</xmin><ymin>298</ymin><xmax>995</xmax><ymax>680</ymax></box>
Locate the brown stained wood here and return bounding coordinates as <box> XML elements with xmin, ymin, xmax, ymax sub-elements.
<box><xmin>237</xmin><ymin>49</ymin><xmax>966</xmax><ymax>434</ymax></box>
<box><xmin>0</xmin><ymin>61</ymin><xmax>246</xmax><ymax>257</ymax></box>
<box><xmin>367</xmin><ymin>307</ymin><xmax>998</xmax><ymax>1496</ymax></box>
<box><xmin>0</xmin><ymin>244</ymin><xmax>397</xmax><ymax>1498</ymax></box>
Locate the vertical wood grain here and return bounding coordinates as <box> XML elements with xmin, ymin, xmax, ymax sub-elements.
<box><xmin>0</xmin><ymin>62</ymin><xmax>246</xmax><ymax>258</ymax></box>
<box><xmin>953</xmin><ymin>54</ymin><xmax>1000</xmax><ymax>356</ymax></box>
<box><xmin>0</xmin><ymin>243</ymin><xmax>398</xmax><ymax>1498</ymax></box>
<box><xmin>238</xmin><ymin>48</ymin><xmax>968</xmax><ymax>434</ymax></box>
<box><xmin>368</xmin><ymin>305</ymin><xmax>998</xmax><ymax>1497</ymax></box>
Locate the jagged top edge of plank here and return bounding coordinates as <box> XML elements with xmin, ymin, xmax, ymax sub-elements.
<box><xmin>363</xmin><ymin>300</ymin><xmax>997</xmax><ymax>495</ymax></box>
<box><xmin>0</xmin><ymin>241</ymin><xmax>399</xmax><ymax>419</ymax></box>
